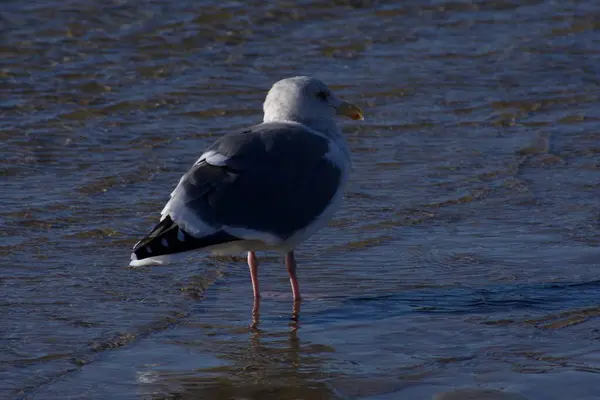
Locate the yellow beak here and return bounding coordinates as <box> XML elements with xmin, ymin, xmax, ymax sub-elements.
<box><xmin>335</xmin><ymin>100</ymin><xmax>364</xmax><ymax>121</ymax></box>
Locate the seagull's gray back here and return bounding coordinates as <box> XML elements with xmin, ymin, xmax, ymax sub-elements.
<box><xmin>168</xmin><ymin>122</ymin><xmax>344</xmax><ymax>240</ymax></box>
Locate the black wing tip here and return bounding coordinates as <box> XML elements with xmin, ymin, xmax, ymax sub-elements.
<box><xmin>132</xmin><ymin>215</ymin><xmax>175</xmax><ymax>253</ymax></box>
<box><xmin>132</xmin><ymin>218</ymin><xmax>240</xmax><ymax>261</ymax></box>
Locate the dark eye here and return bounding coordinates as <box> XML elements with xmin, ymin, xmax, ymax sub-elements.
<box><xmin>316</xmin><ymin>90</ymin><xmax>329</xmax><ymax>101</ymax></box>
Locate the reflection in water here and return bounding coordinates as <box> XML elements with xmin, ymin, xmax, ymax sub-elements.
<box><xmin>140</xmin><ymin>321</ymin><xmax>339</xmax><ymax>400</ymax></box>
<box><xmin>250</xmin><ymin>297</ymin><xmax>301</xmax><ymax>332</ymax></box>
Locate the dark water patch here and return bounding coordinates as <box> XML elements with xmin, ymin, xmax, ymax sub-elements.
<box><xmin>313</xmin><ymin>280</ymin><xmax>600</xmax><ymax>323</ymax></box>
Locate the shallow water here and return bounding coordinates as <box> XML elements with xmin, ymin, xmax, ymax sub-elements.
<box><xmin>2</xmin><ymin>0</ymin><xmax>600</xmax><ymax>399</ymax></box>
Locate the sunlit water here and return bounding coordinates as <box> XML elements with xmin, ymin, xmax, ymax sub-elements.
<box><xmin>2</xmin><ymin>1</ymin><xmax>599</xmax><ymax>399</ymax></box>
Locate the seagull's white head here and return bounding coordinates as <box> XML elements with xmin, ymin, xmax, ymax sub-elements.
<box><xmin>262</xmin><ymin>76</ymin><xmax>363</xmax><ymax>131</ymax></box>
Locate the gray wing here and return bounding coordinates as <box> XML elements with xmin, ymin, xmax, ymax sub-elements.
<box><xmin>162</xmin><ymin>122</ymin><xmax>343</xmax><ymax>240</ymax></box>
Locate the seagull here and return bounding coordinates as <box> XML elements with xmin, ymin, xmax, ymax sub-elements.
<box><xmin>129</xmin><ymin>76</ymin><xmax>363</xmax><ymax>303</ymax></box>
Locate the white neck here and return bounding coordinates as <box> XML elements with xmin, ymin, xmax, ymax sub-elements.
<box><xmin>263</xmin><ymin>113</ymin><xmax>341</xmax><ymax>140</ymax></box>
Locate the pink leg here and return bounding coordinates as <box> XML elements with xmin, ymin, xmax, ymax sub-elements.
<box><xmin>291</xmin><ymin>297</ymin><xmax>301</xmax><ymax>326</ymax></box>
<box><xmin>248</xmin><ymin>251</ymin><xmax>260</xmax><ymax>299</ymax></box>
<box><xmin>285</xmin><ymin>251</ymin><xmax>301</xmax><ymax>301</ymax></box>
<box><xmin>251</xmin><ymin>296</ymin><xmax>260</xmax><ymax>329</ymax></box>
